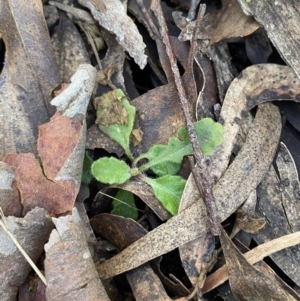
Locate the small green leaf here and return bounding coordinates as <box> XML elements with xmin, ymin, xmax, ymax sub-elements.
<box><xmin>138</xmin><ymin>137</ymin><xmax>192</xmax><ymax>172</ymax></box>
<box><xmin>143</xmin><ymin>175</ymin><xmax>186</xmax><ymax>215</ymax></box>
<box><xmin>147</xmin><ymin>145</ymin><xmax>182</xmax><ymax>176</ymax></box>
<box><xmin>91</xmin><ymin>157</ymin><xmax>131</xmax><ymax>184</ymax></box>
<box><xmin>111</xmin><ymin>190</ymin><xmax>138</xmax><ymax>220</ymax></box>
<box><xmin>81</xmin><ymin>152</ymin><xmax>94</xmax><ymax>185</ymax></box>
<box><xmin>96</xmin><ymin>89</ymin><xmax>136</xmax><ymax>160</ymax></box>
<box><xmin>178</xmin><ymin>118</ymin><xmax>224</xmax><ymax>155</ymax></box>
<box><xmin>138</xmin><ymin>118</ymin><xmax>223</xmax><ymax>174</ymax></box>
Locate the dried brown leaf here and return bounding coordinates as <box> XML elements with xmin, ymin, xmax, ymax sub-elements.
<box><xmin>0</xmin><ymin>0</ymin><xmax>60</xmax><ymax>159</ymax></box>
<box><xmin>203</xmin><ymin>231</ymin><xmax>300</xmax><ymax>295</ymax></box>
<box><xmin>253</xmin><ymin>143</ymin><xmax>300</xmax><ymax>286</ymax></box>
<box><xmin>52</xmin><ymin>13</ymin><xmax>90</xmax><ymax>82</ymax></box>
<box><xmin>208</xmin><ymin>0</ymin><xmax>259</xmax><ymax>44</ymax></box>
<box><xmin>0</xmin><ymin>208</ymin><xmax>53</xmax><ymax>301</ymax></box>
<box><xmin>78</xmin><ymin>0</ymin><xmax>147</xmax><ymax>68</ymax></box>
<box><xmin>4</xmin><ymin>153</ymin><xmax>78</xmax><ymax>215</ymax></box>
<box><xmin>276</xmin><ymin>143</ymin><xmax>300</xmax><ymax>232</ymax></box>
<box><xmin>179</xmin><ymin>103</ymin><xmax>280</xmax><ymax>286</ymax></box>
<box><xmin>48</xmin><ymin>1</ymin><xmax>96</xmax><ymax>25</ymax></box>
<box><xmin>210</xmin><ymin>64</ymin><xmax>300</xmax><ymax>182</ymax></box>
<box><xmin>91</xmin><ymin>214</ymin><xmax>172</xmax><ymax>301</ymax></box>
<box><xmin>178</xmin><ymin>0</ymin><xmax>260</xmax><ymax>44</ymax></box>
<box><xmin>132</xmin><ymin>83</ymin><xmax>184</xmax><ymax>155</ymax></box>
<box><xmin>45</xmin><ymin>208</ymin><xmax>110</xmax><ymax>301</ymax></box>
<box><xmin>220</xmin><ymin>228</ymin><xmax>296</xmax><ymax>301</ymax></box>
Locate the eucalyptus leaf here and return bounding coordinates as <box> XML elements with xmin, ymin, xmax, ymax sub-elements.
<box><xmin>111</xmin><ymin>190</ymin><xmax>138</xmax><ymax>220</ymax></box>
<box><xmin>91</xmin><ymin>157</ymin><xmax>131</xmax><ymax>184</ymax></box>
<box><xmin>143</xmin><ymin>175</ymin><xmax>186</xmax><ymax>215</ymax></box>
<box><xmin>96</xmin><ymin>89</ymin><xmax>136</xmax><ymax>160</ymax></box>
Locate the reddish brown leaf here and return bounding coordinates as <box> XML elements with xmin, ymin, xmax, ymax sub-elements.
<box><xmin>38</xmin><ymin>114</ymin><xmax>83</xmax><ymax>181</ymax></box>
<box><xmin>4</xmin><ymin>153</ymin><xmax>77</xmax><ymax>215</ymax></box>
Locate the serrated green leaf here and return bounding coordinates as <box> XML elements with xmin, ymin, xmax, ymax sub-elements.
<box><xmin>91</xmin><ymin>157</ymin><xmax>131</xmax><ymax>184</ymax></box>
<box><xmin>178</xmin><ymin>118</ymin><xmax>224</xmax><ymax>155</ymax></box>
<box><xmin>81</xmin><ymin>152</ymin><xmax>94</xmax><ymax>185</ymax></box>
<box><xmin>96</xmin><ymin>89</ymin><xmax>135</xmax><ymax>160</ymax></box>
<box><xmin>111</xmin><ymin>190</ymin><xmax>138</xmax><ymax>220</ymax></box>
<box><xmin>147</xmin><ymin>145</ymin><xmax>182</xmax><ymax>176</ymax></box>
<box><xmin>138</xmin><ymin>137</ymin><xmax>192</xmax><ymax>172</ymax></box>
<box><xmin>143</xmin><ymin>175</ymin><xmax>186</xmax><ymax>215</ymax></box>
<box><xmin>138</xmin><ymin>118</ymin><xmax>223</xmax><ymax>173</ymax></box>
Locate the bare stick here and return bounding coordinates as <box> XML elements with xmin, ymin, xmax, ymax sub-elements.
<box><xmin>150</xmin><ymin>1</ymin><xmax>220</xmax><ymax>235</ymax></box>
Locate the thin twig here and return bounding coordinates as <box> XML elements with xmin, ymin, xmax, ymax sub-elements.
<box><xmin>150</xmin><ymin>1</ymin><xmax>220</xmax><ymax>235</ymax></box>
<box><xmin>78</xmin><ymin>22</ymin><xmax>103</xmax><ymax>70</ymax></box>
<box><xmin>0</xmin><ymin>208</ymin><xmax>47</xmax><ymax>285</ymax></box>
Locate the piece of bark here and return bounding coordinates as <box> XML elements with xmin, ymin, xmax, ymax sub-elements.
<box><xmin>0</xmin><ymin>0</ymin><xmax>60</xmax><ymax>159</ymax></box>
<box><xmin>0</xmin><ymin>208</ymin><xmax>53</xmax><ymax>301</ymax></box>
<box><xmin>237</xmin><ymin>0</ymin><xmax>300</xmax><ymax>79</ymax></box>
<box><xmin>45</xmin><ymin>208</ymin><xmax>110</xmax><ymax>301</ymax></box>
<box><xmin>78</xmin><ymin>0</ymin><xmax>147</xmax><ymax>69</ymax></box>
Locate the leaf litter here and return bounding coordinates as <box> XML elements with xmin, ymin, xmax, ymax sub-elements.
<box><xmin>1</xmin><ymin>0</ymin><xmax>300</xmax><ymax>300</ymax></box>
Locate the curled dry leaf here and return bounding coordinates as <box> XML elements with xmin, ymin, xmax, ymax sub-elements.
<box><xmin>78</xmin><ymin>0</ymin><xmax>147</xmax><ymax>69</ymax></box>
<box><xmin>219</xmin><ymin>228</ymin><xmax>296</xmax><ymax>301</ymax></box>
<box><xmin>0</xmin><ymin>208</ymin><xmax>53</xmax><ymax>301</ymax></box>
<box><xmin>48</xmin><ymin>1</ymin><xmax>96</xmax><ymax>25</ymax></box>
<box><xmin>210</xmin><ymin>64</ymin><xmax>300</xmax><ymax>182</ymax></box>
<box><xmin>0</xmin><ymin>0</ymin><xmax>60</xmax><ymax>159</ymax></box>
<box><xmin>208</xmin><ymin>0</ymin><xmax>259</xmax><ymax>44</ymax></box>
<box><xmin>4</xmin><ymin>65</ymin><xmax>96</xmax><ymax>215</ymax></box>
<box><xmin>45</xmin><ymin>208</ymin><xmax>110</xmax><ymax>301</ymax></box>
